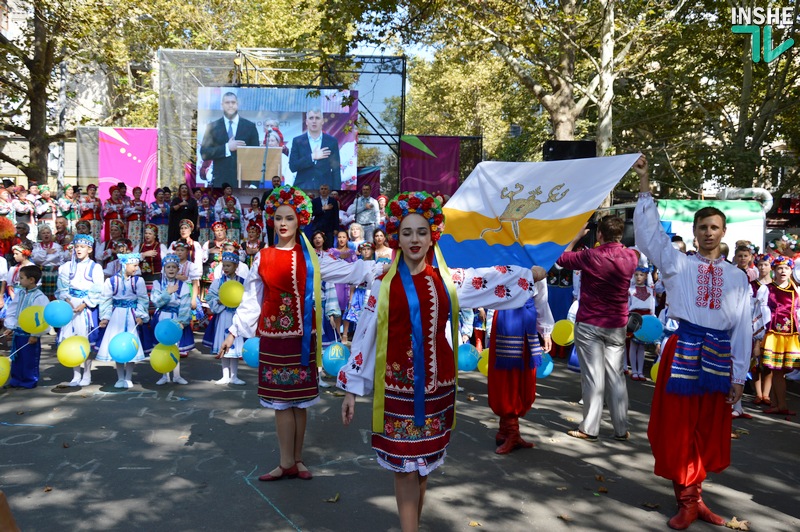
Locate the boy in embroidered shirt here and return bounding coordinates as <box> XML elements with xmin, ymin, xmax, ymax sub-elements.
<box><xmin>2</xmin><ymin>265</ymin><xmax>49</xmax><ymax>388</ymax></box>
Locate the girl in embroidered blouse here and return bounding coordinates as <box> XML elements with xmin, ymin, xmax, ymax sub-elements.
<box><xmin>628</xmin><ymin>267</ymin><xmax>656</xmax><ymax>381</ymax></box>
<box><xmin>218</xmin><ymin>186</ymin><xmax>382</xmax><ymax>483</ymax></box>
<box><xmin>338</xmin><ymin>192</ymin><xmax>545</xmax><ymax>532</ymax></box>
<box><xmin>373</xmin><ymin>227</ymin><xmax>393</xmax><ymax>263</ymax></box>
<box><xmin>758</xmin><ymin>256</ymin><xmax>800</xmax><ymax>415</ymax></box>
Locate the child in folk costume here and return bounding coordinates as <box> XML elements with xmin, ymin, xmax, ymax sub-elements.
<box><xmin>751</xmin><ymin>253</ymin><xmax>774</xmax><ymax>404</ymax></box>
<box><xmin>339</xmin><ymin>192</ymin><xmax>547</xmax><ymax>531</ymax></box>
<box><xmin>205</xmin><ymin>252</ymin><xmax>247</xmax><ymax>385</ymax></box>
<box><xmin>201</xmin><ymin>221</ymin><xmax>228</xmax><ymax>305</ymax></box>
<box><xmin>173</xmin><ymin>241</ymin><xmax>202</xmax><ymax>345</ymax></box>
<box><xmin>56</xmin><ymin>234</ymin><xmax>104</xmax><ymax>386</ymax></box>
<box><xmin>757</xmin><ymin>256</ymin><xmax>800</xmax><ymax>416</ymax></box>
<box><xmin>212</xmin><ymin>240</ymin><xmax>249</xmax><ymax>280</ymax></box>
<box><xmin>628</xmin><ymin>267</ymin><xmax>656</xmax><ymax>381</ymax></box>
<box><xmin>31</xmin><ymin>224</ymin><xmax>64</xmax><ymax>300</ymax></box>
<box><xmin>197</xmin><ymin>195</ymin><xmax>216</xmax><ymax>244</ymax></box>
<box><xmin>4</xmin><ymin>243</ymin><xmax>34</xmax><ymax>308</ymax></box>
<box><xmin>169</xmin><ymin>219</ymin><xmax>204</xmax><ymax>275</ymax></box>
<box><xmin>241</xmin><ymin>221</ymin><xmax>265</xmax><ymax>269</ymax></box>
<box><xmin>343</xmin><ymin>242</ymin><xmax>375</xmax><ymax>330</ymax></box>
<box><xmin>2</xmin><ymin>265</ymin><xmax>49</xmax><ymax>388</ymax></box>
<box><xmin>97</xmin><ymin>253</ymin><xmax>149</xmax><ymax>389</ymax></box>
<box><xmin>79</xmin><ymin>184</ymin><xmax>103</xmax><ymax>243</ymax></box>
<box><xmin>147</xmin><ymin>188</ymin><xmax>170</xmax><ymax>245</ymax></box>
<box><xmin>102</xmin><ymin>239</ymin><xmax>132</xmax><ymax>278</ymax></box>
<box><xmin>0</xmin><ymin>254</ymin><xmax>7</xmax><ymax>322</ymax></box>
<box><xmin>218</xmin><ymin>185</ymin><xmax>384</xmax><ymax>482</ymax></box>
<box><xmin>125</xmin><ymin>186</ymin><xmax>147</xmax><ymax>251</ymax></box>
<box><xmin>148</xmin><ymin>254</ymin><xmax>193</xmax><ymax>385</ymax></box>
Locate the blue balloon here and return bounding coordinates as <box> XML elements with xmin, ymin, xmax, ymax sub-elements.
<box><xmin>44</xmin><ymin>300</ymin><xmax>74</xmax><ymax>328</ymax></box>
<box><xmin>323</xmin><ymin>342</ymin><xmax>350</xmax><ymax>376</ymax></box>
<box><xmin>109</xmin><ymin>332</ymin><xmax>140</xmax><ymax>363</ymax></box>
<box><xmin>634</xmin><ymin>315</ymin><xmax>663</xmax><ymax>344</ymax></box>
<box><xmin>457</xmin><ymin>343</ymin><xmax>480</xmax><ymax>372</ymax></box>
<box><xmin>538</xmin><ymin>353</ymin><xmax>554</xmax><ymax>378</ymax></box>
<box><xmin>243</xmin><ymin>337</ymin><xmax>260</xmax><ymax>368</ymax></box>
<box><xmin>154</xmin><ymin>319</ymin><xmax>182</xmax><ymax>345</ymax></box>
<box><xmin>567</xmin><ymin>346</ymin><xmax>581</xmax><ymax>372</ymax></box>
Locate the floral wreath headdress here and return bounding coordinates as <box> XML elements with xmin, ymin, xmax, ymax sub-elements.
<box><xmin>771</xmin><ymin>255</ymin><xmax>794</xmax><ymax>269</ymax></box>
<box><xmin>384</xmin><ymin>191</ymin><xmax>444</xmax><ymax>249</ymax></box>
<box><xmin>265</xmin><ymin>185</ymin><xmax>312</xmax><ymax>228</ymax></box>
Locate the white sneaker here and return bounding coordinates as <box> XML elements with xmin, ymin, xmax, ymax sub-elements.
<box><xmin>124</xmin><ymin>380</ymin><xmax>133</xmax><ymax>389</ymax></box>
<box><xmin>156</xmin><ymin>374</ymin><xmax>170</xmax><ymax>385</ymax></box>
<box><xmin>215</xmin><ymin>376</ymin><xmax>231</xmax><ymax>385</ymax></box>
<box><xmin>173</xmin><ymin>376</ymin><xmax>188</xmax><ymax>385</ymax></box>
<box><xmin>318</xmin><ymin>379</ymin><xmax>331</xmax><ymax>388</ymax></box>
<box><xmin>786</xmin><ymin>369</ymin><xmax>800</xmax><ymax>381</ymax></box>
<box><xmin>114</xmin><ymin>380</ymin><xmax>125</xmax><ymax>388</ymax></box>
<box><xmin>68</xmin><ymin>377</ymin><xmax>81</xmax><ymax>387</ymax></box>
<box><xmin>230</xmin><ymin>377</ymin><xmax>245</xmax><ymax>385</ymax></box>
<box><xmin>78</xmin><ymin>375</ymin><xmax>91</xmax><ymax>387</ymax></box>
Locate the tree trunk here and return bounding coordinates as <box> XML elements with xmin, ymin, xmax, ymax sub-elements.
<box><xmin>597</xmin><ymin>0</ymin><xmax>615</xmax><ymax>207</ymax></box>
<box><xmin>26</xmin><ymin>2</ymin><xmax>52</xmax><ymax>186</ymax></box>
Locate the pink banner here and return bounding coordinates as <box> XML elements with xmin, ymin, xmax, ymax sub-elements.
<box><xmin>400</xmin><ymin>135</ymin><xmax>460</xmax><ymax>196</ymax></box>
<box><xmin>98</xmin><ymin>128</ymin><xmax>159</xmax><ymax>204</ymax></box>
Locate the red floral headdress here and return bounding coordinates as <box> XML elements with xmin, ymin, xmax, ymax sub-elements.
<box><xmin>264</xmin><ymin>185</ymin><xmax>312</xmax><ymax>228</ymax></box>
<box><xmin>384</xmin><ymin>191</ymin><xmax>444</xmax><ymax>248</ymax></box>
<box><xmin>246</xmin><ymin>220</ymin><xmax>262</xmax><ymax>234</ymax></box>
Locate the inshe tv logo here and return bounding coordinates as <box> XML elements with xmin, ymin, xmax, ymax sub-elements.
<box><xmin>731</xmin><ymin>7</ymin><xmax>795</xmax><ymax>63</ymax></box>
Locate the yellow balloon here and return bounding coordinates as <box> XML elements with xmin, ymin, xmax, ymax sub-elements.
<box><xmin>0</xmin><ymin>357</ymin><xmax>10</xmax><ymax>387</ymax></box>
<box><xmin>219</xmin><ymin>280</ymin><xmax>244</xmax><ymax>308</ymax></box>
<box><xmin>57</xmin><ymin>336</ymin><xmax>91</xmax><ymax>368</ymax></box>
<box><xmin>477</xmin><ymin>356</ymin><xmax>489</xmax><ymax>377</ymax></box>
<box><xmin>19</xmin><ymin>305</ymin><xmax>49</xmax><ymax>335</ymax></box>
<box><xmin>552</xmin><ymin>319</ymin><xmax>575</xmax><ymax>346</ymax></box>
<box><xmin>650</xmin><ymin>360</ymin><xmax>660</xmax><ymax>383</ymax></box>
<box><xmin>480</xmin><ymin>348</ymin><xmax>489</xmax><ymax>360</ymax></box>
<box><xmin>150</xmin><ymin>343</ymin><xmax>179</xmax><ymax>374</ymax></box>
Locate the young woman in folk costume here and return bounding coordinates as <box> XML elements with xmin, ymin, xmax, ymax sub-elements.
<box><xmin>96</xmin><ymin>219</ymin><xmax>125</xmax><ymax>267</ymax></box>
<box><xmin>57</xmin><ymin>185</ymin><xmax>80</xmax><ymax>233</ymax></box>
<box><xmin>218</xmin><ymin>185</ymin><xmax>384</xmax><ymax>482</ymax></box>
<box><xmin>55</xmin><ymin>233</ymin><xmax>104</xmax><ymax>386</ymax></box>
<box><xmin>172</xmin><ymin>240</ymin><xmax>202</xmax><ymax>341</ymax></box>
<box><xmin>80</xmin><ymin>184</ymin><xmax>103</xmax><ymax>243</ymax></box>
<box><xmin>34</xmin><ymin>186</ymin><xmax>59</xmax><ymax>233</ymax></box>
<box><xmin>373</xmin><ymin>227</ymin><xmax>393</xmax><ymax>264</ymax></box>
<box><xmin>96</xmin><ymin>253</ymin><xmax>150</xmax><ymax>389</ymax></box>
<box><xmin>197</xmin><ymin>194</ymin><xmax>216</xmax><ymax>244</ymax></box>
<box><xmin>241</xmin><ymin>220</ymin><xmax>265</xmax><ymax>269</ymax></box>
<box><xmin>331</xmin><ymin>230</ymin><xmax>357</xmax><ymax>343</ymax></box>
<box><xmin>147</xmin><ymin>188</ymin><xmax>171</xmax><ymax>245</ymax></box>
<box><xmin>125</xmin><ymin>186</ymin><xmax>147</xmax><ymax>251</ymax></box>
<box><xmin>102</xmin><ymin>185</ymin><xmax>125</xmax><ymax>241</ymax></box>
<box><xmin>244</xmin><ymin>197</ymin><xmax>266</xmax><ymax>237</ymax></box>
<box><xmin>339</xmin><ymin>192</ymin><xmax>546</xmax><ymax>532</ymax></box>
<box><xmin>146</xmin><ymin>253</ymin><xmax>193</xmax><ymax>384</ymax></box>
<box><xmin>220</xmin><ymin>196</ymin><xmax>242</xmax><ymax>243</ymax></box>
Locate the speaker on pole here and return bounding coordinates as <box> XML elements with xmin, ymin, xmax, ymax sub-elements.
<box><xmin>542</xmin><ymin>140</ymin><xmax>597</xmax><ymax>161</ymax></box>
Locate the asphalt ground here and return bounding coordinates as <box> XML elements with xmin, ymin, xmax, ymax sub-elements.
<box><xmin>1</xmin><ymin>334</ymin><xmax>798</xmax><ymax>532</ymax></box>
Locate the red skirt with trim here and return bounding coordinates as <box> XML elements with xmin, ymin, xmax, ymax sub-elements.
<box><xmin>257</xmin><ymin>336</ymin><xmax>319</xmax><ymax>405</ymax></box>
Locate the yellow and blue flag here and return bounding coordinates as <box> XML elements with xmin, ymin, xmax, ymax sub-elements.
<box><xmin>439</xmin><ymin>154</ymin><xmax>641</xmax><ymax>269</ymax></box>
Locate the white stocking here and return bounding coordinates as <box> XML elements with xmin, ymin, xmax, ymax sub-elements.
<box><xmin>633</xmin><ymin>344</ymin><xmax>645</xmax><ymax>376</ymax></box>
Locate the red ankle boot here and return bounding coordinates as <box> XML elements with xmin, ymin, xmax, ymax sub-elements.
<box><xmin>696</xmin><ymin>483</ymin><xmax>726</xmax><ymax>526</ymax></box>
<box><xmin>495</xmin><ymin>417</ymin><xmax>534</xmax><ymax>454</ymax></box>
<box><xmin>668</xmin><ymin>482</ymin><xmax>698</xmax><ymax>530</ymax></box>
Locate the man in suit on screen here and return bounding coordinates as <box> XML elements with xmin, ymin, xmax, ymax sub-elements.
<box><xmin>200</xmin><ymin>91</ymin><xmax>260</xmax><ymax>185</ymax></box>
<box><xmin>289</xmin><ymin>109</ymin><xmax>341</xmax><ymax>191</ymax></box>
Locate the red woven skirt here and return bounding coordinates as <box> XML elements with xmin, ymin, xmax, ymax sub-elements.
<box><xmin>372</xmin><ymin>385</ymin><xmax>455</xmax><ymax>475</ymax></box>
<box><xmin>257</xmin><ymin>336</ymin><xmax>319</xmax><ymax>406</ymax></box>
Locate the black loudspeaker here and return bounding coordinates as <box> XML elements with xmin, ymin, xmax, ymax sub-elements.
<box><xmin>542</xmin><ymin>140</ymin><xmax>597</xmax><ymax>161</ymax></box>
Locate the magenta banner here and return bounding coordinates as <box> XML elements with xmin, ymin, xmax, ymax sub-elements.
<box><xmin>399</xmin><ymin>135</ymin><xmax>460</xmax><ymax>195</ymax></box>
<box><xmin>98</xmin><ymin>128</ymin><xmax>159</xmax><ymax>203</ymax></box>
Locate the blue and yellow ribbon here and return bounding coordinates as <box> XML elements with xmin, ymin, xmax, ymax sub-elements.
<box><xmin>300</xmin><ymin>234</ymin><xmax>323</xmax><ymax>367</ymax></box>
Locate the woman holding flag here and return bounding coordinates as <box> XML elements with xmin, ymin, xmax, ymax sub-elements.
<box><xmin>217</xmin><ymin>185</ymin><xmax>382</xmax><ymax>483</ymax></box>
<box><xmin>338</xmin><ymin>192</ymin><xmax>545</xmax><ymax>532</ymax></box>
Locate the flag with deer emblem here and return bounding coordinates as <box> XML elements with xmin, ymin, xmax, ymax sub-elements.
<box><xmin>439</xmin><ymin>153</ymin><xmax>641</xmax><ymax>269</ymax></box>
